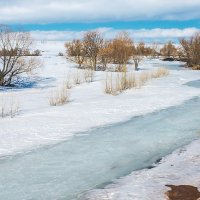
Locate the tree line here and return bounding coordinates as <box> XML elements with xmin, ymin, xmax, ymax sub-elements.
<box><xmin>65</xmin><ymin>31</ymin><xmax>155</xmax><ymax>71</ymax></box>
<box><xmin>65</xmin><ymin>31</ymin><xmax>200</xmax><ymax>71</ymax></box>
<box><xmin>160</xmin><ymin>35</ymin><xmax>200</xmax><ymax>70</ymax></box>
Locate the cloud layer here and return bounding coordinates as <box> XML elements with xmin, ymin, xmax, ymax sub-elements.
<box><xmin>30</xmin><ymin>28</ymin><xmax>200</xmax><ymax>42</ymax></box>
<box><xmin>1</xmin><ymin>0</ymin><xmax>200</xmax><ymax>24</ymax></box>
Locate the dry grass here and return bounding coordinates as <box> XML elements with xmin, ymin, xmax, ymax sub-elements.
<box><xmin>151</xmin><ymin>67</ymin><xmax>169</xmax><ymax>78</ymax></box>
<box><xmin>83</xmin><ymin>69</ymin><xmax>94</xmax><ymax>83</ymax></box>
<box><xmin>73</xmin><ymin>69</ymin><xmax>82</xmax><ymax>85</ymax></box>
<box><xmin>104</xmin><ymin>73</ymin><xmax>116</xmax><ymax>95</ymax></box>
<box><xmin>137</xmin><ymin>72</ymin><xmax>151</xmax><ymax>88</ymax></box>
<box><xmin>72</xmin><ymin>69</ymin><xmax>95</xmax><ymax>85</ymax></box>
<box><xmin>0</xmin><ymin>94</ymin><xmax>20</xmax><ymax>118</ymax></box>
<box><xmin>64</xmin><ymin>72</ymin><xmax>73</xmax><ymax>89</ymax></box>
<box><xmin>104</xmin><ymin>67</ymin><xmax>169</xmax><ymax>95</ymax></box>
<box><xmin>65</xmin><ymin>69</ymin><xmax>95</xmax><ymax>88</ymax></box>
<box><xmin>192</xmin><ymin>65</ymin><xmax>200</xmax><ymax>70</ymax></box>
<box><xmin>115</xmin><ymin>65</ymin><xmax>127</xmax><ymax>72</ymax></box>
<box><xmin>104</xmin><ymin>72</ymin><xmax>137</xmax><ymax>95</ymax></box>
<box><xmin>50</xmin><ymin>69</ymin><xmax>95</xmax><ymax>106</ymax></box>
<box><xmin>49</xmin><ymin>86</ymin><xmax>70</xmax><ymax>106</ymax></box>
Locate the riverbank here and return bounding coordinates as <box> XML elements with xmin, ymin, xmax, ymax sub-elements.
<box><xmin>86</xmin><ymin>138</ymin><xmax>200</xmax><ymax>200</ymax></box>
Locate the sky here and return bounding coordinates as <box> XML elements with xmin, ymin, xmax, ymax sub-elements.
<box><xmin>1</xmin><ymin>0</ymin><xmax>200</xmax><ymax>41</ymax></box>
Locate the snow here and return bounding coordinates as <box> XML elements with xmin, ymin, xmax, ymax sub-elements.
<box><xmin>86</xmin><ymin>139</ymin><xmax>200</xmax><ymax>200</ymax></box>
<box><xmin>0</xmin><ymin>41</ymin><xmax>200</xmax><ymax>157</ymax></box>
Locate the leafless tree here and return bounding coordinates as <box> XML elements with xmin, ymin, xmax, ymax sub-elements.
<box><xmin>109</xmin><ymin>32</ymin><xmax>133</xmax><ymax>71</ymax></box>
<box><xmin>65</xmin><ymin>39</ymin><xmax>86</xmax><ymax>68</ymax></box>
<box><xmin>160</xmin><ymin>41</ymin><xmax>177</xmax><ymax>58</ymax></box>
<box><xmin>180</xmin><ymin>33</ymin><xmax>200</xmax><ymax>69</ymax></box>
<box><xmin>83</xmin><ymin>31</ymin><xmax>103</xmax><ymax>70</ymax></box>
<box><xmin>150</xmin><ymin>42</ymin><xmax>160</xmax><ymax>58</ymax></box>
<box><xmin>0</xmin><ymin>26</ymin><xmax>40</xmax><ymax>86</ymax></box>
<box><xmin>98</xmin><ymin>40</ymin><xmax>113</xmax><ymax>70</ymax></box>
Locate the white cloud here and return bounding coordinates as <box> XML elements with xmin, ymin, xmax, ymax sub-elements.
<box><xmin>30</xmin><ymin>28</ymin><xmax>200</xmax><ymax>42</ymax></box>
<box><xmin>0</xmin><ymin>0</ymin><xmax>200</xmax><ymax>23</ymax></box>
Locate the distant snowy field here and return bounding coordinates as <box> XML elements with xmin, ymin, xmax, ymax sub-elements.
<box><xmin>0</xmin><ymin>41</ymin><xmax>200</xmax><ymax>157</ymax></box>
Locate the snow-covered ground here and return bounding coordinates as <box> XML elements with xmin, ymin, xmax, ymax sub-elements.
<box><xmin>0</xmin><ymin>41</ymin><xmax>200</xmax><ymax>157</ymax></box>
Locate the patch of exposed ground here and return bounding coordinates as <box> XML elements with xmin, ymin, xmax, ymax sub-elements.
<box><xmin>166</xmin><ymin>185</ymin><xmax>200</xmax><ymax>200</ymax></box>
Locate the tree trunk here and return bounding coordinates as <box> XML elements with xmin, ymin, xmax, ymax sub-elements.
<box><xmin>0</xmin><ymin>71</ymin><xmax>4</xmax><ymax>86</ymax></box>
<box><xmin>134</xmin><ymin>61</ymin><xmax>139</xmax><ymax>71</ymax></box>
<box><xmin>93</xmin><ymin>57</ymin><xmax>97</xmax><ymax>71</ymax></box>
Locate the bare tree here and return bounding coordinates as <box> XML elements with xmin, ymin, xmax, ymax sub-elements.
<box><xmin>0</xmin><ymin>26</ymin><xmax>40</xmax><ymax>86</ymax></box>
<box><xmin>176</xmin><ymin>47</ymin><xmax>184</xmax><ymax>60</ymax></box>
<box><xmin>150</xmin><ymin>42</ymin><xmax>159</xmax><ymax>58</ymax></box>
<box><xmin>65</xmin><ymin>39</ymin><xmax>86</xmax><ymax>68</ymax></box>
<box><xmin>83</xmin><ymin>31</ymin><xmax>103</xmax><ymax>70</ymax></box>
<box><xmin>110</xmin><ymin>32</ymin><xmax>133</xmax><ymax>69</ymax></box>
<box><xmin>180</xmin><ymin>33</ymin><xmax>200</xmax><ymax>69</ymax></box>
<box><xmin>98</xmin><ymin>40</ymin><xmax>113</xmax><ymax>70</ymax></box>
<box><xmin>160</xmin><ymin>41</ymin><xmax>177</xmax><ymax>58</ymax></box>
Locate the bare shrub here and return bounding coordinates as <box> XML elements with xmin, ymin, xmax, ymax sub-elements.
<box><xmin>49</xmin><ymin>87</ymin><xmax>70</xmax><ymax>106</ymax></box>
<box><xmin>0</xmin><ymin>93</ymin><xmax>20</xmax><ymax>118</ymax></box>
